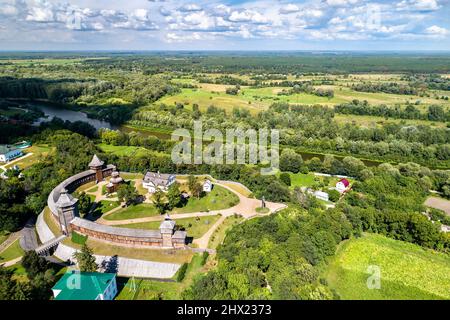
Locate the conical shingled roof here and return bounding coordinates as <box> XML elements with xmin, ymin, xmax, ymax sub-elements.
<box><xmin>88</xmin><ymin>154</ymin><xmax>104</xmax><ymax>168</ymax></box>
<box><xmin>56</xmin><ymin>188</ymin><xmax>78</xmax><ymax>208</ymax></box>
<box><xmin>159</xmin><ymin>214</ymin><xmax>176</xmax><ymax>230</ymax></box>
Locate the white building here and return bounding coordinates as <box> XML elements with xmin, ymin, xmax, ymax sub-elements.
<box><xmin>336</xmin><ymin>178</ymin><xmax>350</xmax><ymax>193</ymax></box>
<box><xmin>313</xmin><ymin>190</ymin><xmax>329</xmax><ymax>202</ymax></box>
<box><xmin>142</xmin><ymin>171</ymin><xmax>176</xmax><ymax>193</ymax></box>
<box><xmin>203</xmin><ymin>179</ymin><xmax>213</xmax><ymax>193</ymax></box>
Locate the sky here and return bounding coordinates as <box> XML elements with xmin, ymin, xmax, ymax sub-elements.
<box><xmin>0</xmin><ymin>0</ymin><xmax>449</xmax><ymax>51</ymax></box>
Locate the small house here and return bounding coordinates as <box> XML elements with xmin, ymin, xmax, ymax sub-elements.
<box><xmin>336</xmin><ymin>178</ymin><xmax>350</xmax><ymax>193</ymax></box>
<box><xmin>52</xmin><ymin>271</ymin><xmax>117</xmax><ymax>300</ymax></box>
<box><xmin>203</xmin><ymin>179</ymin><xmax>213</xmax><ymax>193</ymax></box>
<box><xmin>313</xmin><ymin>190</ymin><xmax>329</xmax><ymax>202</ymax></box>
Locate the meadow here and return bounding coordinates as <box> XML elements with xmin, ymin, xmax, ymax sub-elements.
<box><xmin>324</xmin><ymin>233</ymin><xmax>450</xmax><ymax>300</ymax></box>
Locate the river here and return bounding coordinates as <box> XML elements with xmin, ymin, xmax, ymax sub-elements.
<box><xmin>33</xmin><ymin>103</ymin><xmax>116</xmax><ymax>130</ymax></box>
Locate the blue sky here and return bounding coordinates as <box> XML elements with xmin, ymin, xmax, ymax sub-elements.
<box><xmin>0</xmin><ymin>0</ymin><xmax>449</xmax><ymax>50</ymax></box>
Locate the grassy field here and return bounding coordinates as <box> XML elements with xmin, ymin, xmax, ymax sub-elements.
<box><xmin>219</xmin><ymin>182</ymin><xmax>253</xmax><ymax>197</ymax></box>
<box><xmin>324</xmin><ymin>233</ymin><xmax>450</xmax><ymax>300</ymax></box>
<box><xmin>208</xmin><ymin>214</ymin><xmax>244</xmax><ymax>249</ymax></box>
<box><xmin>0</xmin><ymin>234</ymin><xmax>8</xmax><ymax>246</ymax></box>
<box><xmin>4</xmin><ymin>144</ymin><xmax>53</xmax><ymax>170</ymax></box>
<box><xmin>104</xmin><ymin>203</ymin><xmax>159</xmax><ymax>221</ymax></box>
<box><xmin>285</xmin><ymin>172</ymin><xmax>341</xmax><ymax>190</ymax></box>
<box><xmin>334</xmin><ymin>114</ymin><xmax>447</xmax><ymax>128</ymax></box>
<box><xmin>97</xmin><ymin>143</ymin><xmax>158</xmax><ymax>158</ymax></box>
<box><xmin>171</xmin><ymin>185</ymin><xmax>239</xmax><ymax>214</ymax></box>
<box><xmin>116</xmin><ymin>253</ymin><xmax>208</xmax><ymax>300</ymax></box>
<box><xmin>91</xmin><ymin>200</ymin><xmax>120</xmax><ymax>219</ymax></box>
<box><xmin>0</xmin><ymin>239</ymin><xmax>24</xmax><ymax>263</ymax></box>
<box><xmin>119</xmin><ymin>215</ymin><xmax>221</xmax><ymax>239</ymax></box>
<box><xmin>43</xmin><ymin>206</ymin><xmax>62</xmax><ymax>236</ymax></box>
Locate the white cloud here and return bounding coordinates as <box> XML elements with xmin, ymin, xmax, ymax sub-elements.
<box><xmin>326</xmin><ymin>0</ymin><xmax>360</xmax><ymax>7</ymax></box>
<box><xmin>279</xmin><ymin>4</ymin><xmax>300</xmax><ymax>14</ymax></box>
<box><xmin>397</xmin><ymin>0</ymin><xmax>440</xmax><ymax>11</ymax></box>
<box><xmin>425</xmin><ymin>25</ymin><xmax>449</xmax><ymax>35</ymax></box>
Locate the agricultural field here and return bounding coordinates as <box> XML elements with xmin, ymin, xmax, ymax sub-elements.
<box><xmin>158</xmin><ymin>75</ymin><xmax>450</xmax><ymax>116</ymax></box>
<box><xmin>324</xmin><ymin>233</ymin><xmax>450</xmax><ymax>300</ymax></box>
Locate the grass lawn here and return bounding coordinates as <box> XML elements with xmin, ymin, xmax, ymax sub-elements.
<box><xmin>0</xmin><ymin>239</ymin><xmax>24</xmax><ymax>263</ymax></box>
<box><xmin>75</xmin><ymin>181</ymin><xmax>96</xmax><ymax>193</ymax></box>
<box><xmin>91</xmin><ymin>200</ymin><xmax>120</xmax><ymax>219</ymax></box>
<box><xmin>43</xmin><ymin>206</ymin><xmax>62</xmax><ymax>236</ymax></box>
<box><xmin>208</xmin><ymin>214</ymin><xmax>244</xmax><ymax>249</ymax></box>
<box><xmin>171</xmin><ymin>185</ymin><xmax>239</xmax><ymax>214</ymax></box>
<box><xmin>0</xmin><ymin>234</ymin><xmax>8</xmax><ymax>246</ymax></box>
<box><xmin>121</xmin><ymin>172</ymin><xmax>144</xmax><ymax>180</ymax></box>
<box><xmin>119</xmin><ymin>215</ymin><xmax>222</xmax><ymax>239</ymax></box>
<box><xmin>324</xmin><ymin>233</ymin><xmax>450</xmax><ymax>300</ymax></box>
<box><xmin>286</xmin><ymin>172</ymin><xmax>341</xmax><ymax>190</ymax></box>
<box><xmin>220</xmin><ymin>182</ymin><xmax>253</xmax><ymax>197</ymax></box>
<box><xmin>85</xmin><ymin>185</ymin><xmax>99</xmax><ymax>193</ymax></box>
<box><xmin>116</xmin><ymin>253</ymin><xmax>207</xmax><ymax>300</ymax></box>
<box><xmin>4</xmin><ymin>144</ymin><xmax>53</xmax><ymax>170</ymax></box>
<box><xmin>64</xmin><ymin>237</ymin><xmax>193</xmax><ymax>264</ymax></box>
<box><xmin>104</xmin><ymin>203</ymin><xmax>159</xmax><ymax>221</ymax></box>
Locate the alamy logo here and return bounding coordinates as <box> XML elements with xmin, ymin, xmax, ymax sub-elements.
<box><xmin>366</xmin><ymin>265</ymin><xmax>381</xmax><ymax>290</ymax></box>
<box><xmin>171</xmin><ymin>121</ymin><xmax>279</xmax><ymax>175</ymax></box>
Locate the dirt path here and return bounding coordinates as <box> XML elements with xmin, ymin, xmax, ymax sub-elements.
<box><xmin>0</xmin><ymin>257</ymin><xmax>22</xmax><ymax>268</ymax></box>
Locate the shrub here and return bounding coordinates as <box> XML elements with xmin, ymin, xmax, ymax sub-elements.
<box><xmin>176</xmin><ymin>263</ymin><xmax>189</xmax><ymax>282</ymax></box>
<box><xmin>201</xmin><ymin>251</ymin><xmax>209</xmax><ymax>266</ymax></box>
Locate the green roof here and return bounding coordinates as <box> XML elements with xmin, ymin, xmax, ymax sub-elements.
<box><xmin>52</xmin><ymin>272</ymin><xmax>116</xmax><ymax>300</ymax></box>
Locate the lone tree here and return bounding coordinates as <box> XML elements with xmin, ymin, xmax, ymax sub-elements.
<box><xmin>167</xmin><ymin>182</ymin><xmax>182</xmax><ymax>210</ymax></box>
<box><xmin>153</xmin><ymin>189</ymin><xmax>167</xmax><ymax>215</ymax></box>
<box><xmin>77</xmin><ymin>192</ymin><xmax>92</xmax><ymax>216</ymax></box>
<box><xmin>187</xmin><ymin>175</ymin><xmax>197</xmax><ymax>193</ymax></box>
<box><xmin>73</xmin><ymin>244</ymin><xmax>98</xmax><ymax>272</ymax></box>
<box><xmin>117</xmin><ymin>183</ymin><xmax>139</xmax><ymax>206</ymax></box>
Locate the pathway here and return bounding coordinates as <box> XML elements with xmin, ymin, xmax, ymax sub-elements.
<box><xmin>0</xmin><ymin>257</ymin><xmax>22</xmax><ymax>268</ymax></box>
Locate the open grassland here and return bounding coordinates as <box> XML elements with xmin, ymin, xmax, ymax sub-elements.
<box><xmin>119</xmin><ymin>215</ymin><xmax>222</xmax><ymax>239</ymax></box>
<box><xmin>97</xmin><ymin>143</ymin><xmax>163</xmax><ymax>158</ymax></box>
<box><xmin>91</xmin><ymin>200</ymin><xmax>120</xmax><ymax>219</ymax></box>
<box><xmin>116</xmin><ymin>253</ymin><xmax>208</xmax><ymax>300</ymax></box>
<box><xmin>4</xmin><ymin>144</ymin><xmax>53</xmax><ymax>170</ymax></box>
<box><xmin>208</xmin><ymin>214</ymin><xmax>244</xmax><ymax>249</ymax></box>
<box><xmin>324</xmin><ymin>233</ymin><xmax>450</xmax><ymax>300</ymax></box>
<box><xmin>0</xmin><ymin>239</ymin><xmax>24</xmax><ymax>263</ymax></box>
<box><xmin>64</xmin><ymin>237</ymin><xmax>194</xmax><ymax>264</ymax></box>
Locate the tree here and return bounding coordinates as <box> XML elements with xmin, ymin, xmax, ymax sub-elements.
<box><xmin>153</xmin><ymin>189</ymin><xmax>167</xmax><ymax>214</ymax></box>
<box><xmin>21</xmin><ymin>251</ymin><xmax>49</xmax><ymax>279</ymax></box>
<box><xmin>167</xmin><ymin>182</ymin><xmax>182</xmax><ymax>209</ymax></box>
<box><xmin>73</xmin><ymin>244</ymin><xmax>98</xmax><ymax>272</ymax></box>
<box><xmin>279</xmin><ymin>173</ymin><xmax>291</xmax><ymax>186</ymax></box>
<box><xmin>117</xmin><ymin>183</ymin><xmax>139</xmax><ymax>206</ymax></box>
<box><xmin>191</xmin><ymin>182</ymin><xmax>204</xmax><ymax>199</ymax></box>
<box><xmin>279</xmin><ymin>148</ymin><xmax>303</xmax><ymax>173</ymax></box>
<box><xmin>328</xmin><ymin>190</ymin><xmax>341</xmax><ymax>202</ymax></box>
<box><xmin>187</xmin><ymin>175</ymin><xmax>197</xmax><ymax>193</ymax></box>
<box><xmin>77</xmin><ymin>192</ymin><xmax>92</xmax><ymax>216</ymax></box>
